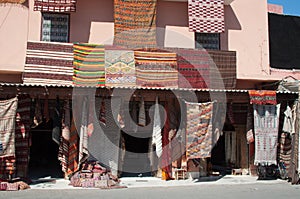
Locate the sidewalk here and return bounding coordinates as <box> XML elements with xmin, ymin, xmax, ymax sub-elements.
<box><xmin>29</xmin><ymin>175</ymin><xmax>288</xmax><ymax>190</ymax></box>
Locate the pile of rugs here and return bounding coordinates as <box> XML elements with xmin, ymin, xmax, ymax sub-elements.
<box><xmin>0</xmin><ymin>179</ymin><xmax>30</xmax><ymax>191</ymax></box>
<box><xmin>69</xmin><ymin>161</ymin><xmax>126</xmax><ymax>189</ymax></box>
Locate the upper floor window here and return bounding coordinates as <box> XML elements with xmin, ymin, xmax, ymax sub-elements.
<box><xmin>195</xmin><ymin>33</ymin><xmax>220</xmax><ymax>50</ymax></box>
<box><xmin>42</xmin><ymin>13</ymin><xmax>69</xmax><ymax>43</ymax></box>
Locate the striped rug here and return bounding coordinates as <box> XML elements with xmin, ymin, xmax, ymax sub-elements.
<box><xmin>168</xmin><ymin>48</ymin><xmax>210</xmax><ymax>89</ymax></box>
<box><xmin>34</xmin><ymin>0</ymin><xmax>77</xmax><ymax>12</ymax></box>
<box><xmin>105</xmin><ymin>50</ymin><xmax>136</xmax><ymax>87</ymax></box>
<box><xmin>0</xmin><ymin>97</ymin><xmax>18</xmax><ymax>179</ymax></box>
<box><xmin>73</xmin><ymin>43</ymin><xmax>105</xmax><ymax>87</ymax></box>
<box><xmin>278</xmin><ymin>132</ymin><xmax>292</xmax><ymax>174</ymax></box>
<box><xmin>113</xmin><ymin>0</ymin><xmax>157</xmax><ymax>48</ymax></box>
<box><xmin>23</xmin><ymin>41</ymin><xmax>73</xmax><ymax>86</ymax></box>
<box><xmin>134</xmin><ymin>49</ymin><xmax>178</xmax><ymax>88</ymax></box>
<box><xmin>185</xmin><ymin>101</ymin><xmax>214</xmax><ymax>160</ymax></box>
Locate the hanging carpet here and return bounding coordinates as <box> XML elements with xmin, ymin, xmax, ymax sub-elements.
<box><xmin>15</xmin><ymin>95</ymin><xmax>31</xmax><ymax>178</ymax></box>
<box><xmin>134</xmin><ymin>49</ymin><xmax>178</xmax><ymax>88</ymax></box>
<box><xmin>34</xmin><ymin>0</ymin><xmax>77</xmax><ymax>12</ymax></box>
<box><xmin>105</xmin><ymin>50</ymin><xmax>136</xmax><ymax>87</ymax></box>
<box><xmin>253</xmin><ymin>104</ymin><xmax>280</xmax><ymax>166</ymax></box>
<box><xmin>73</xmin><ymin>43</ymin><xmax>105</xmax><ymax>87</ymax></box>
<box><xmin>0</xmin><ymin>97</ymin><xmax>18</xmax><ymax>178</ymax></box>
<box><xmin>113</xmin><ymin>0</ymin><xmax>157</xmax><ymax>48</ymax></box>
<box><xmin>188</xmin><ymin>0</ymin><xmax>225</xmax><ymax>33</ymax></box>
<box><xmin>249</xmin><ymin>90</ymin><xmax>277</xmax><ymax>105</ymax></box>
<box><xmin>24</xmin><ymin>41</ymin><xmax>73</xmax><ymax>86</ymax></box>
<box><xmin>168</xmin><ymin>48</ymin><xmax>210</xmax><ymax>89</ymax></box>
<box><xmin>185</xmin><ymin>101</ymin><xmax>214</xmax><ymax>160</ymax></box>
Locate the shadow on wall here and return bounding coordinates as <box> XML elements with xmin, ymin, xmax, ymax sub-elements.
<box><xmin>69</xmin><ymin>0</ymin><xmax>114</xmax><ymax>43</ymax></box>
<box><xmin>156</xmin><ymin>2</ymin><xmax>242</xmax><ymax>50</ymax></box>
<box><xmin>156</xmin><ymin>0</ymin><xmax>189</xmax><ymax>47</ymax></box>
<box><xmin>221</xmin><ymin>5</ymin><xmax>242</xmax><ymax>50</ymax></box>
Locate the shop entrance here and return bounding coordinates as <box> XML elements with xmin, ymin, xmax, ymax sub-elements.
<box><xmin>28</xmin><ymin>121</ymin><xmax>63</xmax><ymax>179</ymax></box>
<box><xmin>121</xmin><ymin>132</ymin><xmax>152</xmax><ymax>177</ymax></box>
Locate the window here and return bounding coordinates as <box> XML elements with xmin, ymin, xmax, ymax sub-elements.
<box><xmin>195</xmin><ymin>33</ymin><xmax>220</xmax><ymax>50</ymax></box>
<box><xmin>42</xmin><ymin>13</ymin><xmax>69</xmax><ymax>42</ymax></box>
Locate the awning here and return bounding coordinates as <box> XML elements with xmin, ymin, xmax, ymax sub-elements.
<box><xmin>0</xmin><ymin>83</ymin><xmax>298</xmax><ymax>94</ymax></box>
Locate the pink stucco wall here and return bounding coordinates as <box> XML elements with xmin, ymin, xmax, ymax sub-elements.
<box><xmin>69</xmin><ymin>0</ymin><xmax>114</xmax><ymax>43</ymax></box>
<box><xmin>27</xmin><ymin>0</ymin><xmax>41</xmax><ymax>41</ymax></box>
<box><xmin>1</xmin><ymin>0</ymin><xmax>298</xmax><ymax>84</ymax></box>
<box><xmin>227</xmin><ymin>0</ymin><xmax>271</xmax><ymax>80</ymax></box>
<box><xmin>268</xmin><ymin>3</ymin><xmax>283</xmax><ymax>14</ymax></box>
<box><xmin>0</xmin><ymin>3</ymin><xmax>28</xmax><ymax>73</ymax></box>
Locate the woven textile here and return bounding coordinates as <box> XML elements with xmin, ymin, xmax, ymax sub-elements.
<box><xmin>113</xmin><ymin>0</ymin><xmax>157</xmax><ymax>48</ymax></box>
<box><xmin>249</xmin><ymin>90</ymin><xmax>277</xmax><ymax>105</ymax></box>
<box><xmin>34</xmin><ymin>0</ymin><xmax>76</xmax><ymax>12</ymax></box>
<box><xmin>24</xmin><ymin>41</ymin><xmax>73</xmax><ymax>86</ymax></box>
<box><xmin>15</xmin><ymin>95</ymin><xmax>31</xmax><ymax>178</ymax></box>
<box><xmin>79</xmin><ymin>96</ymin><xmax>89</xmax><ymax>166</ymax></box>
<box><xmin>99</xmin><ymin>98</ymin><xmax>106</xmax><ymax>125</ymax></box>
<box><xmin>73</xmin><ymin>43</ymin><xmax>105</xmax><ymax>87</ymax></box>
<box><xmin>170</xmin><ymin>48</ymin><xmax>210</xmax><ymax>89</ymax></box>
<box><xmin>0</xmin><ymin>97</ymin><xmax>18</xmax><ymax>178</ymax></box>
<box><xmin>134</xmin><ymin>49</ymin><xmax>178</xmax><ymax>88</ymax></box>
<box><xmin>289</xmin><ymin>102</ymin><xmax>300</xmax><ymax>184</ymax></box>
<box><xmin>161</xmin><ymin>103</ymin><xmax>172</xmax><ymax>180</ymax></box>
<box><xmin>278</xmin><ymin>105</ymin><xmax>293</xmax><ymax>174</ymax></box>
<box><xmin>152</xmin><ymin>97</ymin><xmax>162</xmax><ymax>157</ymax></box>
<box><xmin>185</xmin><ymin>101</ymin><xmax>214</xmax><ymax>160</ymax></box>
<box><xmin>208</xmin><ymin>50</ymin><xmax>236</xmax><ymax>89</ymax></box>
<box><xmin>105</xmin><ymin>50</ymin><xmax>136</xmax><ymax>87</ymax></box>
<box><xmin>58</xmin><ymin>100</ymin><xmax>71</xmax><ymax>174</ymax></box>
<box><xmin>0</xmin><ymin>0</ymin><xmax>26</xmax><ymax>3</ymax></box>
<box><xmin>188</xmin><ymin>0</ymin><xmax>225</xmax><ymax>33</ymax></box>
<box><xmin>253</xmin><ymin>104</ymin><xmax>280</xmax><ymax>166</ymax></box>
<box><xmin>138</xmin><ymin>97</ymin><xmax>146</xmax><ymax>127</ymax></box>
<box><xmin>66</xmin><ymin>118</ymin><xmax>79</xmax><ymax>177</ymax></box>
<box><xmin>282</xmin><ymin>105</ymin><xmax>294</xmax><ymax>134</ymax></box>
<box><xmin>225</xmin><ymin>131</ymin><xmax>236</xmax><ymax>165</ymax></box>
<box><xmin>278</xmin><ymin>132</ymin><xmax>292</xmax><ymax>174</ymax></box>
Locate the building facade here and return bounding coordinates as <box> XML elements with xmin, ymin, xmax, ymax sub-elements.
<box><xmin>0</xmin><ymin>0</ymin><xmax>299</xmax><ymax>184</ymax></box>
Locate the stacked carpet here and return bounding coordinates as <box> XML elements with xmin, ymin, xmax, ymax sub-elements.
<box><xmin>253</xmin><ymin>104</ymin><xmax>280</xmax><ymax>166</ymax></box>
<box><xmin>114</xmin><ymin>0</ymin><xmax>157</xmax><ymax>48</ymax></box>
<box><xmin>188</xmin><ymin>0</ymin><xmax>225</xmax><ymax>33</ymax></box>
<box><xmin>23</xmin><ymin>41</ymin><xmax>73</xmax><ymax>86</ymax></box>
<box><xmin>34</xmin><ymin>0</ymin><xmax>77</xmax><ymax>12</ymax></box>
<box><xmin>105</xmin><ymin>50</ymin><xmax>136</xmax><ymax>87</ymax></box>
<box><xmin>73</xmin><ymin>43</ymin><xmax>105</xmax><ymax>87</ymax></box>
<box><xmin>134</xmin><ymin>49</ymin><xmax>178</xmax><ymax>88</ymax></box>
<box><xmin>168</xmin><ymin>48</ymin><xmax>210</xmax><ymax>89</ymax></box>
<box><xmin>0</xmin><ymin>97</ymin><xmax>18</xmax><ymax>179</ymax></box>
<box><xmin>185</xmin><ymin>101</ymin><xmax>214</xmax><ymax>160</ymax></box>
<box><xmin>15</xmin><ymin>95</ymin><xmax>31</xmax><ymax>178</ymax></box>
<box><xmin>69</xmin><ymin>161</ymin><xmax>124</xmax><ymax>189</ymax></box>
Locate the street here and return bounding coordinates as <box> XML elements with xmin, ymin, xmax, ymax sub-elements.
<box><xmin>1</xmin><ymin>182</ymin><xmax>300</xmax><ymax>199</ymax></box>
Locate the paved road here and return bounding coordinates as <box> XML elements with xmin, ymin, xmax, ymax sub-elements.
<box><xmin>1</xmin><ymin>182</ymin><xmax>300</xmax><ymax>199</ymax></box>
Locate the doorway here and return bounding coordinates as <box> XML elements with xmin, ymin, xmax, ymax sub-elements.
<box><xmin>28</xmin><ymin>120</ymin><xmax>63</xmax><ymax>179</ymax></box>
<box><xmin>121</xmin><ymin>131</ymin><xmax>152</xmax><ymax>177</ymax></box>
